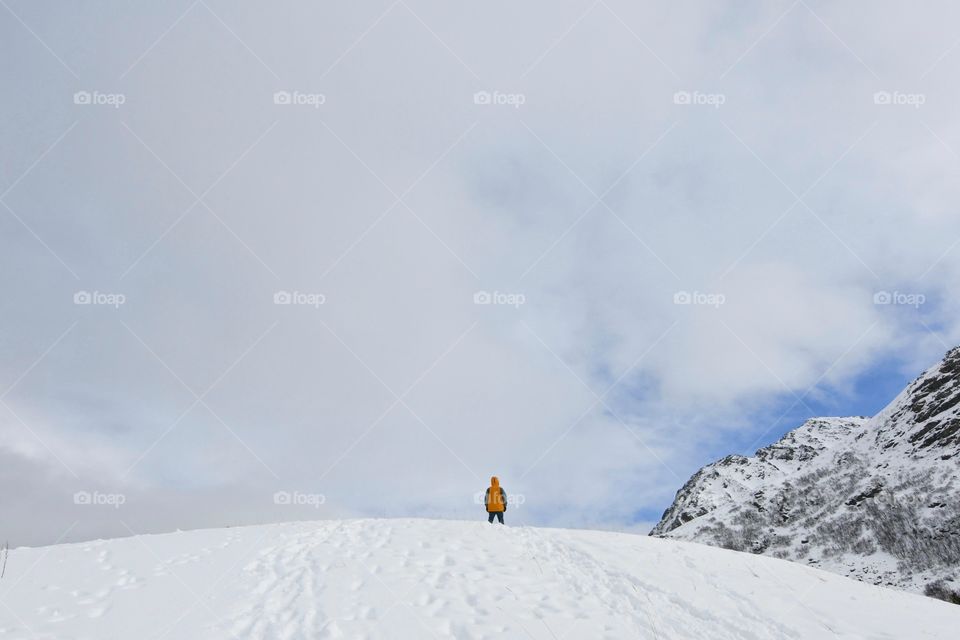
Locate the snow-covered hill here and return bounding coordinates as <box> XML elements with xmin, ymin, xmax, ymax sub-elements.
<box><xmin>653</xmin><ymin>347</ymin><xmax>960</xmax><ymax>600</ymax></box>
<box><xmin>0</xmin><ymin>519</ymin><xmax>957</xmax><ymax>639</ymax></box>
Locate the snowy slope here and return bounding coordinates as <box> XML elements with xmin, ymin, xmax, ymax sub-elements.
<box><xmin>653</xmin><ymin>347</ymin><xmax>960</xmax><ymax>598</ymax></box>
<box><xmin>0</xmin><ymin>519</ymin><xmax>958</xmax><ymax>639</ymax></box>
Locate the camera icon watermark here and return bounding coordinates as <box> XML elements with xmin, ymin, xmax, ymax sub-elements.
<box><xmin>673</xmin><ymin>90</ymin><xmax>725</xmax><ymax>109</ymax></box>
<box><xmin>873</xmin><ymin>90</ymin><xmax>925</xmax><ymax>109</ymax></box>
<box><xmin>473</xmin><ymin>290</ymin><xmax>526</xmax><ymax>308</ymax></box>
<box><xmin>74</xmin><ymin>290</ymin><xmax>126</xmax><ymax>308</ymax></box>
<box><xmin>273</xmin><ymin>490</ymin><xmax>325</xmax><ymax>508</ymax></box>
<box><xmin>73</xmin><ymin>90</ymin><xmax>126</xmax><ymax>108</ymax></box>
<box><xmin>473</xmin><ymin>90</ymin><xmax>526</xmax><ymax>109</ymax></box>
<box><xmin>673</xmin><ymin>290</ymin><xmax>725</xmax><ymax>308</ymax></box>
<box><xmin>273</xmin><ymin>90</ymin><xmax>326</xmax><ymax>108</ymax></box>
<box><xmin>273</xmin><ymin>290</ymin><xmax>326</xmax><ymax>307</ymax></box>
<box><xmin>73</xmin><ymin>490</ymin><xmax>126</xmax><ymax>509</ymax></box>
<box><xmin>873</xmin><ymin>290</ymin><xmax>925</xmax><ymax>308</ymax></box>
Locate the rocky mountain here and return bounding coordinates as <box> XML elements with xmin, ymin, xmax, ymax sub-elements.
<box><xmin>652</xmin><ymin>347</ymin><xmax>960</xmax><ymax>602</ymax></box>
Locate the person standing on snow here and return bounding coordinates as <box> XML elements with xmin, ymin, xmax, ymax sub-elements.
<box><xmin>484</xmin><ymin>476</ymin><xmax>507</xmax><ymax>524</ymax></box>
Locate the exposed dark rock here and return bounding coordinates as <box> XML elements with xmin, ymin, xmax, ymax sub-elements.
<box><xmin>651</xmin><ymin>347</ymin><xmax>960</xmax><ymax>603</ymax></box>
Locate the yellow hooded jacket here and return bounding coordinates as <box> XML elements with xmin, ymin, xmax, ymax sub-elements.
<box><xmin>485</xmin><ymin>476</ymin><xmax>507</xmax><ymax>513</ymax></box>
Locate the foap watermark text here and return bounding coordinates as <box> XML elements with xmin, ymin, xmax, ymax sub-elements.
<box><xmin>74</xmin><ymin>90</ymin><xmax>126</xmax><ymax>108</ymax></box>
<box><xmin>474</xmin><ymin>492</ymin><xmax>526</xmax><ymax>508</ymax></box>
<box><xmin>873</xmin><ymin>90</ymin><xmax>925</xmax><ymax>108</ymax></box>
<box><xmin>74</xmin><ymin>290</ymin><xmax>126</xmax><ymax>308</ymax></box>
<box><xmin>874</xmin><ymin>290</ymin><xmax>925</xmax><ymax>308</ymax></box>
<box><xmin>673</xmin><ymin>90</ymin><xmax>725</xmax><ymax>108</ymax></box>
<box><xmin>674</xmin><ymin>290</ymin><xmax>726</xmax><ymax>308</ymax></box>
<box><xmin>274</xmin><ymin>90</ymin><xmax>326</xmax><ymax>108</ymax></box>
<box><xmin>273</xmin><ymin>490</ymin><xmax>325</xmax><ymax>508</ymax></box>
<box><xmin>473</xmin><ymin>90</ymin><xmax>526</xmax><ymax>108</ymax></box>
<box><xmin>474</xmin><ymin>290</ymin><xmax>526</xmax><ymax>308</ymax></box>
<box><xmin>74</xmin><ymin>491</ymin><xmax>126</xmax><ymax>509</ymax></box>
<box><xmin>274</xmin><ymin>290</ymin><xmax>326</xmax><ymax>307</ymax></box>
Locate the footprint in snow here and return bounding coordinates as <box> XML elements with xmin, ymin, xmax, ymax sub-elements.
<box><xmin>87</xmin><ymin>605</ymin><xmax>109</xmax><ymax>618</ymax></box>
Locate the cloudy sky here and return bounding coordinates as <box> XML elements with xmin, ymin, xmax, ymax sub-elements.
<box><xmin>2</xmin><ymin>0</ymin><xmax>960</xmax><ymax>546</ymax></box>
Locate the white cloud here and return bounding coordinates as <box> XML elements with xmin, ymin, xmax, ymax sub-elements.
<box><xmin>2</xmin><ymin>1</ymin><xmax>960</xmax><ymax>544</ymax></box>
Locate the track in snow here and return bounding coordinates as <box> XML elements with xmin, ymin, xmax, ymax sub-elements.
<box><xmin>0</xmin><ymin>519</ymin><xmax>957</xmax><ymax>639</ymax></box>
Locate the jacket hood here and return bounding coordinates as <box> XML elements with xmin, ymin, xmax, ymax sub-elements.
<box><xmin>490</xmin><ymin>476</ymin><xmax>499</xmax><ymax>488</ymax></box>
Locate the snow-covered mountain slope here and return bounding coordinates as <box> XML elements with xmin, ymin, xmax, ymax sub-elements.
<box><xmin>652</xmin><ymin>347</ymin><xmax>960</xmax><ymax>600</ymax></box>
<box><xmin>1</xmin><ymin>519</ymin><xmax>957</xmax><ymax>639</ymax></box>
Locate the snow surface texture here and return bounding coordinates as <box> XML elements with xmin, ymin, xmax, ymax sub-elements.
<box><xmin>0</xmin><ymin>519</ymin><xmax>957</xmax><ymax>639</ymax></box>
<box><xmin>653</xmin><ymin>347</ymin><xmax>960</xmax><ymax>598</ymax></box>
